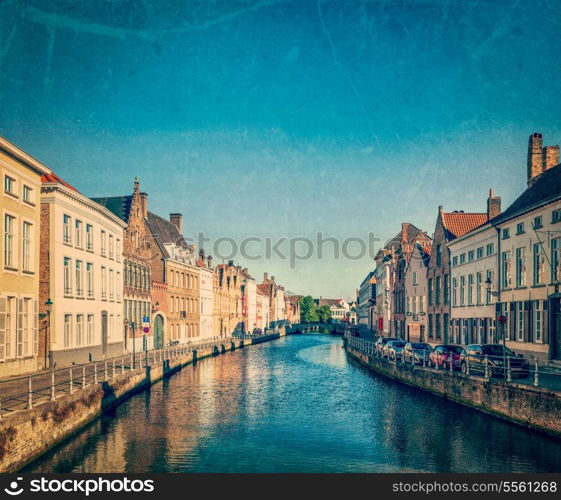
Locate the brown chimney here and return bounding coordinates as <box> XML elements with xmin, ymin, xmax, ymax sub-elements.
<box><xmin>169</xmin><ymin>213</ymin><xmax>183</xmax><ymax>233</ymax></box>
<box><xmin>487</xmin><ymin>189</ymin><xmax>501</xmax><ymax>220</ymax></box>
<box><xmin>542</xmin><ymin>145</ymin><xmax>560</xmax><ymax>172</ymax></box>
<box><xmin>207</xmin><ymin>255</ymin><xmax>213</xmax><ymax>268</ymax></box>
<box><xmin>528</xmin><ymin>133</ymin><xmax>543</xmax><ymax>186</ymax></box>
<box><xmin>139</xmin><ymin>192</ymin><xmax>148</xmax><ymax>218</ymax></box>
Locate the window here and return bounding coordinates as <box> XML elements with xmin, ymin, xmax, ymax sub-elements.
<box><xmin>460</xmin><ymin>276</ymin><xmax>465</xmax><ymax>305</ymax></box>
<box><xmin>532</xmin><ymin>300</ymin><xmax>543</xmax><ymax>343</ymax></box>
<box><xmin>64</xmin><ymin>314</ymin><xmax>72</xmax><ymax>348</ymax></box>
<box><xmin>109</xmin><ymin>269</ymin><xmax>114</xmax><ymax>301</ymax></box>
<box><xmin>443</xmin><ymin>313</ymin><xmax>449</xmax><ymax>342</ymax></box>
<box><xmin>87</xmin><ymin>315</ymin><xmax>94</xmax><ymax>345</ymax></box>
<box><xmin>502</xmin><ymin>228</ymin><xmax>510</xmax><ymax>239</ymax></box>
<box><xmin>486</xmin><ymin>243</ymin><xmax>494</xmax><ymax>256</ymax></box>
<box><xmin>109</xmin><ymin>234</ymin><xmax>114</xmax><ymax>259</ymax></box>
<box><xmin>101</xmin><ymin>267</ymin><xmax>107</xmax><ymax>300</ymax></box>
<box><xmin>467</xmin><ymin>274</ymin><xmax>473</xmax><ymax>305</ymax></box>
<box><xmin>516</xmin><ymin>222</ymin><xmax>525</xmax><ymax>235</ymax></box>
<box><xmin>4</xmin><ymin>214</ymin><xmax>15</xmax><ymax>268</ymax></box>
<box><xmin>476</xmin><ymin>247</ymin><xmax>483</xmax><ymax>259</ymax></box>
<box><xmin>517</xmin><ymin>303</ymin><xmax>524</xmax><ymax>341</ymax></box>
<box><xmin>501</xmin><ymin>251</ymin><xmax>511</xmax><ymax>289</ymax></box>
<box><xmin>87</xmin><ymin>263</ymin><xmax>94</xmax><ymax>298</ymax></box>
<box><xmin>460</xmin><ymin>253</ymin><xmax>466</xmax><ymax>264</ymax></box>
<box><xmin>63</xmin><ymin>215</ymin><xmax>71</xmax><ymax>244</ymax></box>
<box><xmin>435</xmin><ymin>313</ymin><xmax>441</xmax><ymax>339</ymax></box>
<box><xmin>428</xmin><ymin>314</ymin><xmax>433</xmax><ymax>339</ymax></box>
<box><xmin>419</xmin><ymin>295</ymin><xmax>425</xmax><ymax>313</ymax></box>
<box><xmin>23</xmin><ymin>185</ymin><xmax>32</xmax><ymax>203</ymax></box>
<box><xmin>553</xmin><ymin>209</ymin><xmax>561</xmax><ymax>224</ymax></box>
<box><xmin>76</xmin><ymin>314</ymin><xmax>84</xmax><ymax>347</ymax></box>
<box><xmin>486</xmin><ymin>270</ymin><xmax>494</xmax><ymax>304</ymax></box>
<box><xmin>4</xmin><ymin>175</ymin><xmax>15</xmax><ymax>195</ymax></box>
<box><xmin>444</xmin><ymin>274</ymin><xmax>449</xmax><ymax>304</ymax></box>
<box><xmin>86</xmin><ymin>224</ymin><xmax>93</xmax><ymax>251</ymax></box>
<box><xmin>3</xmin><ymin>296</ymin><xmax>16</xmax><ymax>359</ymax></box>
<box><xmin>22</xmin><ymin>222</ymin><xmax>32</xmax><ymax>271</ymax></box>
<box><xmin>75</xmin><ymin>260</ymin><xmax>83</xmax><ymax>297</ymax></box>
<box><xmin>428</xmin><ymin>278</ymin><xmax>433</xmax><ymax>305</ymax></box>
<box><xmin>476</xmin><ymin>272</ymin><xmax>482</xmax><ymax>305</ymax></box>
<box><xmin>552</xmin><ymin>237</ymin><xmax>561</xmax><ymax>284</ymax></box>
<box><xmin>75</xmin><ymin>220</ymin><xmax>83</xmax><ymax>247</ymax></box>
<box><xmin>412</xmin><ymin>271</ymin><xmax>418</xmax><ymax>285</ymax></box>
<box><xmin>516</xmin><ymin>248</ymin><xmax>526</xmax><ymax>287</ymax></box>
<box><xmin>533</xmin><ymin>216</ymin><xmax>543</xmax><ymax>229</ymax></box>
<box><xmin>452</xmin><ymin>256</ymin><xmax>458</xmax><ymax>267</ymax></box>
<box><xmin>468</xmin><ymin>250</ymin><xmax>474</xmax><ymax>262</ymax></box>
<box><xmin>100</xmin><ymin>231</ymin><xmax>107</xmax><ymax>256</ymax></box>
<box><xmin>533</xmin><ymin>243</ymin><xmax>545</xmax><ymax>285</ymax></box>
<box><xmin>116</xmin><ymin>238</ymin><xmax>121</xmax><ymax>262</ymax></box>
<box><xmin>435</xmin><ymin>276</ymin><xmax>441</xmax><ymax>304</ymax></box>
<box><xmin>436</xmin><ymin>244</ymin><xmax>442</xmax><ymax>266</ymax></box>
<box><xmin>116</xmin><ymin>271</ymin><xmax>121</xmax><ymax>301</ymax></box>
<box><xmin>64</xmin><ymin>257</ymin><xmax>72</xmax><ymax>295</ymax></box>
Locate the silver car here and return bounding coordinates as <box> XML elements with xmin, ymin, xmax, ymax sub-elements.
<box><xmin>383</xmin><ymin>340</ymin><xmax>406</xmax><ymax>361</ymax></box>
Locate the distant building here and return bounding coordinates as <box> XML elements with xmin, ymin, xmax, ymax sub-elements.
<box><xmin>357</xmin><ymin>272</ymin><xmax>376</xmax><ymax>330</ymax></box>
<box><xmin>256</xmin><ymin>289</ymin><xmax>270</xmax><ymax>330</ymax></box>
<box><xmin>197</xmin><ymin>250</ymin><xmax>214</xmax><ymax>339</ymax></box>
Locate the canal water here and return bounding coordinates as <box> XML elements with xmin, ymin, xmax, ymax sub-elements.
<box><xmin>24</xmin><ymin>335</ymin><xmax>561</xmax><ymax>473</ymax></box>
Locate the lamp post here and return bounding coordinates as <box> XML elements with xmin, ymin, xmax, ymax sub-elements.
<box><xmin>44</xmin><ymin>298</ymin><xmax>53</xmax><ymax>368</ymax></box>
<box><xmin>130</xmin><ymin>321</ymin><xmax>136</xmax><ymax>369</ymax></box>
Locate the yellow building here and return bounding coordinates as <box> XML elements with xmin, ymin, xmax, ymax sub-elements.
<box><xmin>0</xmin><ymin>137</ymin><xmax>51</xmax><ymax>377</ymax></box>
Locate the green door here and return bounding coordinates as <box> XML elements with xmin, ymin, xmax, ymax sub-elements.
<box><xmin>154</xmin><ymin>315</ymin><xmax>164</xmax><ymax>349</ymax></box>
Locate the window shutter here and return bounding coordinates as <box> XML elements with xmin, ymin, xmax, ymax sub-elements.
<box><xmin>523</xmin><ymin>301</ymin><xmax>530</xmax><ymax>343</ymax></box>
<box><xmin>17</xmin><ymin>298</ymin><xmax>23</xmax><ymax>358</ymax></box>
<box><xmin>543</xmin><ymin>300</ymin><xmax>549</xmax><ymax>344</ymax></box>
<box><xmin>509</xmin><ymin>302</ymin><xmax>516</xmax><ymax>341</ymax></box>
<box><xmin>0</xmin><ymin>297</ymin><xmax>6</xmax><ymax>361</ymax></box>
<box><xmin>33</xmin><ymin>300</ymin><xmax>38</xmax><ymax>355</ymax></box>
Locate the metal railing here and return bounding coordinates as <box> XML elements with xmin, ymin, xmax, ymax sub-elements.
<box><xmin>0</xmin><ymin>336</ymin><xmax>237</xmax><ymax>420</ymax></box>
<box><xmin>345</xmin><ymin>334</ymin><xmax>561</xmax><ymax>394</ymax></box>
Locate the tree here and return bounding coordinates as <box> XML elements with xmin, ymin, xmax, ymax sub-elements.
<box><xmin>317</xmin><ymin>305</ymin><xmax>332</xmax><ymax>324</ymax></box>
<box><xmin>299</xmin><ymin>296</ymin><xmax>319</xmax><ymax>323</ymax></box>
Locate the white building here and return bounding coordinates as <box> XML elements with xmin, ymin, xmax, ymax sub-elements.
<box><xmin>199</xmin><ymin>257</ymin><xmax>214</xmax><ymax>339</ymax></box>
<box><xmin>41</xmin><ymin>173</ymin><xmax>126</xmax><ymax>366</ymax></box>
<box><xmin>256</xmin><ymin>289</ymin><xmax>270</xmax><ymax>331</ymax></box>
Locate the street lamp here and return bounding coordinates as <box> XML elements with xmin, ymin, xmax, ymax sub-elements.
<box><xmin>44</xmin><ymin>298</ymin><xmax>53</xmax><ymax>368</ymax></box>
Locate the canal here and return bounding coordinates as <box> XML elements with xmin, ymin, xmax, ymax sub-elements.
<box><xmin>24</xmin><ymin>335</ymin><xmax>561</xmax><ymax>473</ymax></box>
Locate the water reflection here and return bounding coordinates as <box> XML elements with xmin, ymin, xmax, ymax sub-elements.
<box><xmin>24</xmin><ymin>335</ymin><xmax>561</xmax><ymax>473</ymax></box>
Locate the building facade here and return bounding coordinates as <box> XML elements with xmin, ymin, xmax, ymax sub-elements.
<box><xmin>40</xmin><ymin>173</ymin><xmax>126</xmax><ymax>367</ymax></box>
<box><xmin>214</xmin><ymin>261</ymin><xmax>243</xmax><ymax>337</ymax></box>
<box><xmin>256</xmin><ymin>289</ymin><xmax>270</xmax><ymax>331</ymax></box>
<box><xmin>357</xmin><ymin>272</ymin><xmax>376</xmax><ymax>330</ymax></box>
<box><xmin>404</xmin><ymin>244</ymin><xmax>430</xmax><ymax>343</ymax></box>
<box><xmin>197</xmin><ymin>250</ymin><xmax>214</xmax><ymax>339</ymax></box>
<box><xmin>92</xmin><ymin>179</ymin><xmax>153</xmax><ymax>353</ymax></box>
<box><xmin>0</xmin><ymin>138</ymin><xmax>51</xmax><ymax>377</ymax></box>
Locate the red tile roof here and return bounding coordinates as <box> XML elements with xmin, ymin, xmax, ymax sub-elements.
<box><xmin>442</xmin><ymin>212</ymin><xmax>488</xmax><ymax>239</ymax></box>
<box><xmin>41</xmin><ymin>173</ymin><xmax>80</xmax><ymax>193</ymax></box>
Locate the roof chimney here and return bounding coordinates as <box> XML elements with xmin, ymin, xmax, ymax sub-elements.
<box><xmin>487</xmin><ymin>189</ymin><xmax>501</xmax><ymax>220</ymax></box>
<box><xmin>543</xmin><ymin>145</ymin><xmax>560</xmax><ymax>172</ymax></box>
<box><xmin>528</xmin><ymin>133</ymin><xmax>543</xmax><ymax>186</ymax></box>
<box><xmin>207</xmin><ymin>255</ymin><xmax>213</xmax><ymax>268</ymax></box>
<box><xmin>264</xmin><ymin>272</ymin><xmax>269</xmax><ymax>282</ymax></box>
<box><xmin>139</xmin><ymin>192</ymin><xmax>148</xmax><ymax>218</ymax></box>
<box><xmin>169</xmin><ymin>213</ymin><xmax>183</xmax><ymax>233</ymax></box>
<box><xmin>133</xmin><ymin>177</ymin><xmax>140</xmax><ymax>193</ymax></box>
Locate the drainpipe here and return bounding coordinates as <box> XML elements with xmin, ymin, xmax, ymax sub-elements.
<box><xmin>495</xmin><ymin>226</ymin><xmax>502</xmax><ymax>344</ymax></box>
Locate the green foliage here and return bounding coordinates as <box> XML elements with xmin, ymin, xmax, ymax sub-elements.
<box><xmin>317</xmin><ymin>305</ymin><xmax>332</xmax><ymax>323</ymax></box>
<box><xmin>299</xmin><ymin>296</ymin><xmax>319</xmax><ymax>323</ymax></box>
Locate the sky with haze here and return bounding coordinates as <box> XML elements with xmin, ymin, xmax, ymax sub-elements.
<box><xmin>1</xmin><ymin>0</ymin><xmax>561</xmax><ymax>299</ymax></box>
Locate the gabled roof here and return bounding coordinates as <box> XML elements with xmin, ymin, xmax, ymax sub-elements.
<box><xmin>91</xmin><ymin>195</ymin><xmax>133</xmax><ymax>223</ymax></box>
<box><xmin>491</xmin><ymin>164</ymin><xmax>561</xmax><ymax>224</ymax></box>
<box><xmin>145</xmin><ymin>211</ymin><xmax>191</xmax><ymax>259</ymax></box>
<box><xmin>441</xmin><ymin>212</ymin><xmax>488</xmax><ymax>240</ymax></box>
<box><xmin>41</xmin><ymin>172</ymin><xmax>80</xmax><ymax>193</ymax></box>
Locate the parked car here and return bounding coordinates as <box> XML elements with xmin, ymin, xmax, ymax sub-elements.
<box><xmin>429</xmin><ymin>344</ymin><xmax>463</xmax><ymax>370</ymax></box>
<box><xmin>403</xmin><ymin>342</ymin><xmax>433</xmax><ymax>365</ymax></box>
<box><xmin>460</xmin><ymin>344</ymin><xmax>530</xmax><ymax>378</ymax></box>
<box><xmin>375</xmin><ymin>337</ymin><xmax>397</xmax><ymax>355</ymax></box>
<box><xmin>384</xmin><ymin>340</ymin><xmax>406</xmax><ymax>361</ymax></box>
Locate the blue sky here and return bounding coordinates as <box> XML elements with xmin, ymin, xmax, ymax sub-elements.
<box><xmin>1</xmin><ymin>0</ymin><xmax>561</xmax><ymax>299</ymax></box>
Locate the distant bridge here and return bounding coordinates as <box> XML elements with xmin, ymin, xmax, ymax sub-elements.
<box><xmin>287</xmin><ymin>323</ymin><xmax>346</xmax><ymax>335</ymax></box>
